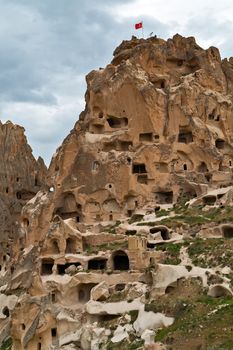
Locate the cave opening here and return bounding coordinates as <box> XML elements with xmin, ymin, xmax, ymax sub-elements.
<box><xmin>215</xmin><ymin>139</ymin><xmax>225</xmax><ymax>149</ymax></box>
<box><xmin>150</xmin><ymin>227</ymin><xmax>170</xmax><ymax>240</ymax></box>
<box><xmin>107</xmin><ymin>116</ymin><xmax>128</xmax><ymax>128</ymax></box>
<box><xmin>139</xmin><ymin>133</ymin><xmax>153</xmax><ymax>142</ymax></box>
<box><xmin>65</xmin><ymin>238</ymin><xmax>76</xmax><ymax>254</ymax></box>
<box><xmin>154</xmin><ymin>191</ymin><xmax>173</xmax><ymax>204</ymax></box>
<box><xmin>132</xmin><ymin>163</ymin><xmax>147</xmax><ymax>174</ymax></box>
<box><xmin>88</xmin><ymin>259</ymin><xmax>107</xmax><ymax>270</ymax></box>
<box><xmin>178</xmin><ymin>131</ymin><xmax>193</xmax><ymax>144</ymax></box>
<box><xmin>41</xmin><ymin>259</ymin><xmax>54</xmax><ymax>275</ymax></box>
<box><xmin>113</xmin><ymin>251</ymin><xmax>129</xmax><ymax>270</ymax></box>
<box><xmin>2</xmin><ymin>306</ymin><xmax>9</xmax><ymax>318</ymax></box>
<box><xmin>78</xmin><ymin>283</ymin><xmax>96</xmax><ymax>303</ymax></box>
<box><xmin>57</xmin><ymin>262</ymin><xmax>81</xmax><ymax>275</ymax></box>
<box><xmin>222</xmin><ymin>226</ymin><xmax>233</xmax><ymax>238</ymax></box>
<box><xmin>203</xmin><ymin>195</ymin><xmax>216</xmax><ymax>206</ymax></box>
<box><xmin>197</xmin><ymin>162</ymin><xmax>208</xmax><ymax>173</ymax></box>
<box><xmin>52</xmin><ymin>240</ymin><xmax>60</xmax><ymax>254</ymax></box>
<box><xmin>137</xmin><ymin>175</ymin><xmax>148</xmax><ymax>184</ymax></box>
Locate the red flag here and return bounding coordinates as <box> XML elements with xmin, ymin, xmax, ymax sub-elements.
<box><xmin>135</xmin><ymin>22</ymin><xmax>143</xmax><ymax>30</ymax></box>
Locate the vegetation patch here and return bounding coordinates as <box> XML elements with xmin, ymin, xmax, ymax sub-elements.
<box><xmin>128</xmin><ymin>214</ymin><xmax>144</xmax><ymax>224</ymax></box>
<box><xmin>129</xmin><ymin>310</ymin><xmax>139</xmax><ymax>323</ymax></box>
<box><xmin>106</xmin><ymin>338</ymin><xmax>143</xmax><ymax>350</ymax></box>
<box><xmin>156</xmin><ymin>242</ymin><xmax>184</xmax><ymax>265</ymax></box>
<box><xmin>104</xmin><ymin>220</ymin><xmax>121</xmax><ymax>234</ymax></box>
<box><xmin>137</xmin><ymin>206</ymin><xmax>233</xmax><ymax>229</ymax></box>
<box><xmin>155</xmin><ymin>209</ymin><xmax>171</xmax><ymax>217</ymax></box>
<box><xmin>188</xmin><ymin>238</ymin><xmax>233</xmax><ymax>269</ymax></box>
<box><xmin>154</xmin><ymin>283</ymin><xmax>233</xmax><ymax>350</ymax></box>
<box><xmin>1</xmin><ymin>338</ymin><xmax>12</xmax><ymax>350</ymax></box>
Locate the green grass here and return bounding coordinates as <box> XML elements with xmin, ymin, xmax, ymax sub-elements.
<box><xmin>136</xmin><ymin>206</ymin><xmax>233</xmax><ymax>229</ymax></box>
<box><xmin>154</xmin><ymin>302</ymin><xmax>194</xmax><ymax>341</ymax></box>
<box><xmin>154</xmin><ymin>291</ymin><xmax>233</xmax><ymax>349</ymax></box>
<box><xmin>105</xmin><ymin>274</ymin><xmax>233</xmax><ymax>349</ymax></box>
<box><xmin>129</xmin><ymin>310</ymin><xmax>139</xmax><ymax>323</ymax></box>
<box><xmin>1</xmin><ymin>338</ymin><xmax>12</xmax><ymax>350</ymax></box>
<box><xmin>155</xmin><ymin>209</ymin><xmax>170</xmax><ymax>217</ymax></box>
<box><xmin>156</xmin><ymin>242</ymin><xmax>184</xmax><ymax>254</ymax></box>
<box><xmin>197</xmin><ymin>295</ymin><xmax>233</xmax><ymax>306</ymax></box>
<box><xmin>145</xmin><ymin>301</ymin><xmax>164</xmax><ymax>313</ymax></box>
<box><xmin>128</xmin><ymin>340</ymin><xmax>144</xmax><ymax>349</ymax></box>
<box><xmin>128</xmin><ymin>214</ymin><xmax>144</xmax><ymax>224</ymax></box>
<box><xmin>156</xmin><ymin>242</ymin><xmax>184</xmax><ymax>265</ymax></box>
<box><xmin>104</xmin><ymin>220</ymin><xmax>121</xmax><ymax>234</ymax></box>
<box><xmin>106</xmin><ymin>339</ymin><xmax>143</xmax><ymax>350</ymax></box>
<box><xmin>188</xmin><ymin>238</ymin><xmax>233</xmax><ymax>269</ymax></box>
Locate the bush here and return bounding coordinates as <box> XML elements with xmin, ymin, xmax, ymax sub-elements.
<box><xmin>1</xmin><ymin>338</ymin><xmax>12</xmax><ymax>350</ymax></box>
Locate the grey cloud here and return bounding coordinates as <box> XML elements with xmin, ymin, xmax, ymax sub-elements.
<box><xmin>4</xmin><ymin>0</ymin><xmax>228</xmax><ymax>165</ymax></box>
<box><xmin>0</xmin><ymin>0</ymin><xmax>136</xmax><ymax>106</ymax></box>
<box><xmin>180</xmin><ymin>13</ymin><xmax>233</xmax><ymax>59</ymax></box>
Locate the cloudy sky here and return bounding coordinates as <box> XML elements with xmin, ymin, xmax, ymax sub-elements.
<box><xmin>1</xmin><ymin>0</ymin><xmax>233</xmax><ymax>165</ymax></box>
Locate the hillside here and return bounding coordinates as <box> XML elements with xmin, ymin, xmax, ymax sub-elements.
<box><xmin>1</xmin><ymin>34</ymin><xmax>233</xmax><ymax>350</ymax></box>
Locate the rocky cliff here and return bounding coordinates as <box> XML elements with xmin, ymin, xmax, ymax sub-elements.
<box><xmin>0</xmin><ymin>121</ymin><xmax>47</xmax><ymax>270</ymax></box>
<box><xmin>48</xmin><ymin>33</ymin><xmax>233</xmax><ymax>225</ymax></box>
<box><xmin>1</xmin><ymin>34</ymin><xmax>233</xmax><ymax>350</ymax></box>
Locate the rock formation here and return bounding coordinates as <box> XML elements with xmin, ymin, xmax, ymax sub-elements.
<box><xmin>1</xmin><ymin>34</ymin><xmax>233</xmax><ymax>349</ymax></box>
<box><xmin>48</xmin><ymin>33</ymin><xmax>233</xmax><ymax>225</ymax></box>
<box><xmin>0</xmin><ymin>121</ymin><xmax>47</xmax><ymax>269</ymax></box>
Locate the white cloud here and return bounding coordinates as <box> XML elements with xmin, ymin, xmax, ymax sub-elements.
<box><xmin>112</xmin><ymin>0</ymin><xmax>233</xmax><ymax>49</ymax></box>
<box><xmin>112</xmin><ymin>0</ymin><xmax>233</xmax><ymax>24</ymax></box>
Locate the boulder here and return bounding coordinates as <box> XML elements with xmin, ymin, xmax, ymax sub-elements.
<box><xmin>90</xmin><ymin>282</ymin><xmax>109</xmax><ymax>301</ymax></box>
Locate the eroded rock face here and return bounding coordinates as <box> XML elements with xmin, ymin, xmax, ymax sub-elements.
<box><xmin>4</xmin><ymin>34</ymin><xmax>233</xmax><ymax>349</ymax></box>
<box><xmin>0</xmin><ymin>121</ymin><xmax>47</xmax><ymax>203</ymax></box>
<box><xmin>46</xmin><ymin>33</ymin><xmax>233</xmax><ymax>228</ymax></box>
<box><xmin>0</xmin><ymin>121</ymin><xmax>47</xmax><ymax>270</ymax></box>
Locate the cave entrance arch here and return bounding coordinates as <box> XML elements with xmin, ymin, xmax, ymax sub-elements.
<box><xmin>150</xmin><ymin>226</ymin><xmax>170</xmax><ymax>240</ymax></box>
<box><xmin>197</xmin><ymin>162</ymin><xmax>208</xmax><ymax>173</ymax></box>
<box><xmin>51</xmin><ymin>240</ymin><xmax>60</xmax><ymax>254</ymax></box>
<box><xmin>112</xmin><ymin>250</ymin><xmax>129</xmax><ymax>271</ymax></box>
<box><xmin>88</xmin><ymin>258</ymin><xmax>107</xmax><ymax>270</ymax></box>
<box><xmin>78</xmin><ymin>283</ymin><xmax>97</xmax><ymax>303</ymax></box>
<box><xmin>222</xmin><ymin>225</ymin><xmax>233</xmax><ymax>238</ymax></box>
<box><xmin>65</xmin><ymin>237</ymin><xmax>76</xmax><ymax>254</ymax></box>
<box><xmin>208</xmin><ymin>285</ymin><xmax>232</xmax><ymax>298</ymax></box>
<box><xmin>41</xmin><ymin>259</ymin><xmax>54</xmax><ymax>275</ymax></box>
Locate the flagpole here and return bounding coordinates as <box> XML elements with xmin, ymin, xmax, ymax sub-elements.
<box><xmin>142</xmin><ymin>21</ymin><xmax>144</xmax><ymax>38</ymax></box>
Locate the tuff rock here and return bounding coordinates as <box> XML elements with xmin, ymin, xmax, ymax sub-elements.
<box><xmin>1</xmin><ymin>34</ymin><xmax>233</xmax><ymax>349</ymax></box>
